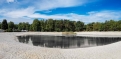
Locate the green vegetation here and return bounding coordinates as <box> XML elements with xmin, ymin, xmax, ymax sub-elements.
<box><xmin>1</xmin><ymin>19</ymin><xmax>8</xmax><ymax>30</ymax></box>
<box><xmin>32</xmin><ymin>19</ymin><xmax>40</xmax><ymax>31</ymax></box>
<box><xmin>0</xmin><ymin>19</ymin><xmax>121</xmax><ymax>32</ymax></box>
<box><xmin>62</xmin><ymin>32</ymin><xmax>76</xmax><ymax>36</ymax></box>
<box><xmin>0</xmin><ymin>22</ymin><xmax>1</xmax><ymax>29</ymax></box>
<box><xmin>7</xmin><ymin>21</ymin><xmax>14</xmax><ymax>32</ymax></box>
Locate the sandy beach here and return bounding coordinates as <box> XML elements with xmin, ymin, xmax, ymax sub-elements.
<box><xmin>0</xmin><ymin>32</ymin><xmax>121</xmax><ymax>59</ymax></box>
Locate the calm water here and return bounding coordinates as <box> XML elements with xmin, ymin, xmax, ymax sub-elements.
<box><xmin>17</xmin><ymin>35</ymin><xmax>121</xmax><ymax>49</ymax></box>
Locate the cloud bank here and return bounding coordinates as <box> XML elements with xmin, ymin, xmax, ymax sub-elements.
<box><xmin>0</xmin><ymin>0</ymin><xmax>121</xmax><ymax>23</ymax></box>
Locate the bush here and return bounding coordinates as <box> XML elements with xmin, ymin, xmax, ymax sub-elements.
<box><xmin>6</xmin><ymin>28</ymin><xmax>12</xmax><ymax>32</ymax></box>
<box><xmin>62</xmin><ymin>32</ymin><xmax>76</xmax><ymax>36</ymax></box>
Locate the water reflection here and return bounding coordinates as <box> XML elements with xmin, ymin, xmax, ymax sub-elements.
<box><xmin>17</xmin><ymin>35</ymin><xmax>121</xmax><ymax>48</ymax></box>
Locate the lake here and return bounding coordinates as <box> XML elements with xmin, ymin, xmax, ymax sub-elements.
<box><xmin>17</xmin><ymin>35</ymin><xmax>121</xmax><ymax>49</ymax></box>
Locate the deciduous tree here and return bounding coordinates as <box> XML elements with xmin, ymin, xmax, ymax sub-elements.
<box><xmin>1</xmin><ymin>19</ymin><xmax>8</xmax><ymax>30</ymax></box>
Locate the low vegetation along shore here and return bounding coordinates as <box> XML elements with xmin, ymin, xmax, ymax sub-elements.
<box><xmin>0</xmin><ymin>32</ymin><xmax>121</xmax><ymax>59</ymax></box>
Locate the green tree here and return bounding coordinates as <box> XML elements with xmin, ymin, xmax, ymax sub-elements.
<box><xmin>14</xmin><ymin>24</ymin><xmax>20</xmax><ymax>32</ymax></box>
<box><xmin>2</xmin><ymin>19</ymin><xmax>8</xmax><ymax>30</ymax></box>
<box><xmin>8</xmin><ymin>21</ymin><xmax>14</xmax><ymax>32</ymax></box>
<box><xmin>63</xmin><ymin>20</ymin><xmax>70</xmax><ymax>31</ymax></box>
<box><xmin>104</xmin><ymin>20</ymin><xmax>117</xmax><ymax>31</ymax></box>
<box><xmin>29</xmin><ymin>24</ymin><xmax>33</xmax><ymax>31</ymax></box>
<box><xmin>86</xmin><ymin>22</ymin><xmax>94</xmax><ymax>31</ymax></box>
<box><xmin>0</xmin><ymin>22</ymin><xmax>1</xmax><ymax>29</ymax></box>
<box><xmin>92</xmin><ymin>22</ymin><xmax>102</xmax><ymax>31</ymax></box>
<box><xmin>117</xmin><ymin>20</ymin><xmax>121</xmax><ymax>31</ymax></box>
<box><xmin>22</xmin><ymin>22</ymin><xmax>26</xmax><ymax>30</ymax></box>
<box><xmin>25</xmin><ymin>22</ymin><xmax>30</xmax><ymax>31</ymax></box>
<box><xmin>14</xmin><ymin>24</ymin><xmax>18</xmax><ymax>29</ymax></box>
<box><xmin>32</xmin><ymin>19</ymin><xmax>40</xmax><ymax>31</ymax></box>
<box><xmin>8</xmin><ymin>21</ymin><xmax>14</xmax><ymax>29</ymax></box>
<box><xmin>40</xmin><ymin>20</ymin><xmax>45</xmax><ymax>31</ymax></box>
<box><xmin>75</xmin><ymin>21</ymin><xmax>84</xmax><ymax>31</ymax></box>
<box><xmin>99</xmin><ymin>23</ymin><xmax>105</xmax><ymax>31</ymax></box>
<box><xmin>18</xmin><ymin>22</ymin><xmax>23</xmax><ymax>31</ymax></box>
<box><xmin>18</xmin><ymin>22</ymin><xmax>23</xmax><ymax>30</ymax></box>
<box><xmin>45</xmin><ymin>19</ymin><xmax>54</xmax><ymax>31</ymax></box>
<box><xmin>69</xmin><ymin>21</ymin><xmax>76</xmax><ymax>31</ymax></box>
<box><xmin>54</xmin><ymin>20</ymin><xmax>61</xmax><ymax>32</ymax></box>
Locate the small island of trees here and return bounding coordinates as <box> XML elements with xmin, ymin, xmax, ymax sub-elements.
<box><xmin>0</xmin><ymin>19</ymin><xmax>121</xmax><ymax>32</ymax></box>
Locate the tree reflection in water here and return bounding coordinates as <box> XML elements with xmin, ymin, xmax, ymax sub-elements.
<box><xmin>17</xmin><ymin>35</ymin><xmax>121</xmax><ymax>49</ymax></box>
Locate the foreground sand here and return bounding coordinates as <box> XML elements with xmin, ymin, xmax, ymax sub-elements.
<box><xmin>0</xmin><ymin>32</ymin><xmax>121</xmax><ymax>59</ymax></box>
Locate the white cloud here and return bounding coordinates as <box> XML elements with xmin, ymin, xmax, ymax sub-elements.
<box><xmin>1</xmin><ymin>7</ymin><xmax>34</xmax><ymax>18</ymax></box>
<box><xmin>35</xmin><ymin>10</ymin><xmax>120</xmax><ymax>23</ymax></box>
<box><xmin>1</xmin><ymin>8</ymin><xmax>121</xmax><ymax>23</ymax></box>
<box><xmin>27</xmin><ymin>13</ymin><xmax>70</xmax><ymax>19</ymax></box>
<box><xmin>7</xmin><ymin>0</ymin><xmax>14</xmax><ymax>3</ymax></box>
<box><xmin>0</xmin><ymin>0</ymin><xmax>90</xmax><ymax>23</ymax></box>
<box><xmin>70</xmin><ymin>11</ymin><xmax>121</xmax><ymax>23</ymax></box>
<box><xmin>0</xmin><ymin>0</ymin><xmax>121</xmax><ymax>24</ymax></box>
<box><xmin>0</xmin><ymin>17</ymin><xmax>33</xmax><ymax>24</ymax></box>
<box><xmin>35</xmin><ymin>0</ymin><xmax>87</xmax><ymax>10</ymax></box>
<box><xmin>1</xmin><ymin>0</ymin><xmax>87</xmax><ymax>11</ymax></box>
<box><xmin>26</xmin><ymin>10</ymin><xmax>121</xmax><ymax>23</ymax></box>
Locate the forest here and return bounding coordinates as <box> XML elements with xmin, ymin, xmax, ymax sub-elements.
<box><xmin>0</xmin><ymin>19</ymin><xmax>121</xmax><ymax>32</ymax></box>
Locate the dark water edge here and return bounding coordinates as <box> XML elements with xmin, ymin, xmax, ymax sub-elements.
<box><xmin>17</xmin><ymin>35</ymin><xmax>121</xmax><ymax>49</ymax></box>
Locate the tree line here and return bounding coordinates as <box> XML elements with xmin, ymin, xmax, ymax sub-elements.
<box><xmin>0</xmin><ymin>19</ymin><xmax>121</xmax><ymax>32</ymax></box>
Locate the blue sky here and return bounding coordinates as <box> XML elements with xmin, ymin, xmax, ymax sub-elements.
<box><xmin>0</xmin><ymin>0</ymin><xmax>121</xmax><ymax>23</ymax></box>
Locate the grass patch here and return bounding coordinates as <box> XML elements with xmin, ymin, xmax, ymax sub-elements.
<box><xmin>62</xmin><ymin>32</ymin><xmax>76</xmax><ymax>36</ymax></box>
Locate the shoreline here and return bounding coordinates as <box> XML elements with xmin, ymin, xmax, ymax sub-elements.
<box><xmin>14</xmin><ymin>31</ymin><xmax>121</xmax><ymax>37</ymax></box>
<box><xmin>0</xmin><ymin>32</ymin><xmax>121</xmax><ymax>59</ymax></box>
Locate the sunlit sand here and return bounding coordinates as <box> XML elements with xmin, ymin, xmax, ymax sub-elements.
<box><xmin>0</xmin><ymin>32</ymin><xmax>121</xmax><ymax>59</ymax></box>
